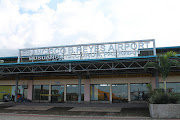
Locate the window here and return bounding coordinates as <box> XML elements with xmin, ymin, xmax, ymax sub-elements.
<box><xmin>33</xmin><ymin>85</ymin><xmax>49</xmax><ymax>100</ymax></box>
<box><xmin>112</xmin><ymin>84</ymin><xmax>128</xmax><ymax>102</ymax></box>
<box><xmin>66</xmin><ymin>85</ymin><xmax>84</xmax><ymax>101</ymax></box>
<box><xmin>130</xmin><ymin>83</ymin><xmax>148</xmax><ymax>101</ymax></box>
<box><xmin>90</xmin><ymin>84</ymin><xmax>110</xmax><ymax>101</ymax></box>
<box><xmin>0</xmin><ymin>85</ymin><xmax>27</xmax><ymax>100</ymax></box>
<box><xmin>159</xmin><ymin>82</ymin><xmax>180</xmax><ymax>93</ymax></box>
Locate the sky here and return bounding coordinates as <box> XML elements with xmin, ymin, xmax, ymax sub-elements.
<box><xmin>0</xmin><ymin>0</ymin><xmax>180</xmax><ymax>57</ymax></box>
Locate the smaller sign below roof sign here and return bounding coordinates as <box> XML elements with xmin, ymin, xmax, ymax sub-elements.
<box><xmin>55</xmin><ymin>81</ymin><xmax>60</xmax><ymax>85</ymax></box>
<box><xmin>18</xmin><ymin>39</ymin><xmax>156</xmax><ymax>63</ymax></box>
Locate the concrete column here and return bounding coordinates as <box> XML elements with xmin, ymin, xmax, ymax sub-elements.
<box><xmin>151</xmin><ymin>71</ymin><xmax>159</xmax><ymax>90</ymax></box>
<box><xmin>84</xmin><ymin>78</ymin><xmax>90</xmax><ymax>103</ymax></box>
<box><xmin>155</xmin><ymin>71</ymin><xmax>159</xmax><ymax>88</ymax></box>
<box><xmin>151</xmin><ymin>77</ymin><xmax>156</xmax><ymax>90</ymax></box>
<box><xmin>110</xmin><ymin>83</ymin><xmax>112</xmax><ymax>104</ymax></box>
<box><xmin>64</xmin><ymin>84</ymin><xmax>66</xmax><ymax>102</ymax></box>
<box><xmin>78</xmin><ymin>75</ymin><xmax>81</xmax><ymax>103</ymax></box>
<box><xmin>27</xmin><ymin>79</ymin><xmax>33</xmax><ymax>100</ymax></box>
<box><xmin>92</xmin><ymin>85</ymin><xmax>94</xmax><ymax>100</ymax></box>
<box><xmin>49</xmin><ymin>84</ymin><xmax>51</xmax><ymax>102</ymax></box>
<box><xmin>15</xmin><ymin>75</ymin><xmax>19</xmax><ymax>102</ymax></box>
<box><xmin>128</xmin><ymin>83</ymin><xmax>131</xmax><ymax>102</ymax></box>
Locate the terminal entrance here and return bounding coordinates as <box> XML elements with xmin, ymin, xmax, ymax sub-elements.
<box><xmin>51</xmin><ymin>85</ymin><xmax>64</xmax><ymax>103</ymax></box>
<box><xmin>66</xmin><ymin>85</ymin><xmax>84</xmax><ymax>101</ymax></box>
<box><xmin>33</xmin><ymin>85</ymin><xmax>49</xmax><ymax>101</ymax></box>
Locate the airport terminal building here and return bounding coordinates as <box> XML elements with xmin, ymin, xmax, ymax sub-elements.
<box><xmin>0</xmin><ymin>39</ymin><xmax>180</xmax><ymax>103</ymax></box>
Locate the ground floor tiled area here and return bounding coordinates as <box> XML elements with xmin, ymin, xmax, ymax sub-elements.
<box><xmin>0</xmin><ymin>102</ymin><xmax>150</xmax><ymax>117</ymax></box>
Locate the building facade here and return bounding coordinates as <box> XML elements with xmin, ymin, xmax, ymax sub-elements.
<box><xmin>0</xmin><ymin>39</ymin><xmax>180</xmax><ymax>103</ymax></box>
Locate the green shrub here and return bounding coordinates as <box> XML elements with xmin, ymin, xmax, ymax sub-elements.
<box><xmin>149</xmin><ymin>90</ymin><xmax>179</xmax><ymax>104</ymax></box>
<box><xmin>146</xmin><ymin>83</ymin><xmax>153</xmax><ymax>97</ymax></box>
<box><xmin>172</xmin><ymin>93</ymin><xmax>180</xmax><ymax>103</ymax></box>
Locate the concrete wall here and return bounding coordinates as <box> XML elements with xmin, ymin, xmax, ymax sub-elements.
<box><xmin>0</xmin><ymin>80</ymin><xmax>28</xmax><ymax>85</ymax></box>
<box><xmin>159</xmin><ymin>76</ymin><xmax>180</xmax><ymax>82</ymax></box>
<box><xmin>27</xmin><ymin>80</ymin><xmax>33</xmax><ymax>100</ymax></box>
<box><xmin>149</xmin><ymin>104</ymin><xmax>180</xmax><ymax>118</ymax></box>
<box><xmin>1</xmin><ymin>74</ymin><xmax>179</xmax><ymax>86</ymax></box>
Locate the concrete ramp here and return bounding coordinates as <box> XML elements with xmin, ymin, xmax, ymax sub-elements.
<box><xmin>68</xmin><ymin>107</ymin><xmax>121</xmax><ymax>112</ymax></box>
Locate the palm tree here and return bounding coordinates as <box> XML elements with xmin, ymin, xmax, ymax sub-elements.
<box><xmin>145</xmin><ymin>51</ymin><xmax>180</xmax><ymax>92</ymax></box>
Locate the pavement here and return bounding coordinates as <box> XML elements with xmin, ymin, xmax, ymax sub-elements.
<box><xmin>0</xmin><ymin>101</ymin><xmax>161</xmax><ymax>120</ymax></box>
<box><xmin>0</xmin><ymin>114</ymin><xmax>163</xmax><ymax>120</ymax></box>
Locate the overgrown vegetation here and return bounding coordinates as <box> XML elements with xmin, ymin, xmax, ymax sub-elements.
<box><xmin>146</xmin><ymin>83</ymin><xmax>180</xmax><ymax>104</ymax></box>
<box><xmin>149</xmin><ymin>90</ymin><xmax>179</xmax><ymax>104</ymax></box>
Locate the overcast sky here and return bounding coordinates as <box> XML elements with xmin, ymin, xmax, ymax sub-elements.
<box><xmin>0</xmin><ymin>0</ymin><xmax>180</xmax><ymax>57</ymax></box>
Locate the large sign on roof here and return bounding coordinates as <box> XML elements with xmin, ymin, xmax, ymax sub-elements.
<box><xmin>18</xmin><ymin>39</ymin><xmax>156</xmax><ymax>62</ymax></box>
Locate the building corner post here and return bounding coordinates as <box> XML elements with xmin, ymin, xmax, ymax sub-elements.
<box><xmin>64</xmin><ymin>84</ymin><xmax>67</xmax><ymax>102</ymax></box>
<box><xmin>84</xmin><ymin>75</ymin><xmax>90</xmax><ymax>103</ymax></box>
<box><xmin>15</xmin><ymin>75</ymin><xmax>19</xmax><ymax>102</ymax></box>
<box><xmin>110</xmin><ymin>83</ymin><xmax>112</xmax><ymax>104</ymax></box>
<box><xmin>27</xmin><ymin>77</ymin><xmax>33</xmax><ymax>100</ymax></box>
<box><xmin>78</xmin><ymin>75</ymin><xmax>81</xmax><ymax>103</ymax></box>
<box><xmin>49</xmin><ymin>83</ymin><xmax>51</xmax><ymax>102</ymax></box>
<box><xmin>155</xmin><ymin>71</ymin><xmax>159</xmax><ymax>89</ymax></box>
<box><xmin>128</xmin><ymin>83</ymin><xmax>131</xmax><ymax>102</ymax></box>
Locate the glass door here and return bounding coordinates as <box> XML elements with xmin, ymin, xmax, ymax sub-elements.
<box><xmin>51</xmin><ymin>85</ymin><xmax>64</xmax><ymax>102</ymax></box>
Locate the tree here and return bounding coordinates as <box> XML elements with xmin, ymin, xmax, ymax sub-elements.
<box><xmin>145</xmin><ymin>51</ymin><xmax>180</xmax><ymax>92</ymax></box>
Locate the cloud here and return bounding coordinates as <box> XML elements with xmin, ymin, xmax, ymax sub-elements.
<box><xmin>109</xmin><ymin>0</ymin><xmax>180</xmax><ymax>47</ymax></box>
<box><xmin>54</xmin><ymin>0</ymin><xmax>113</xmax><ymax>44</ymax></box>
<box><xmin>0</xmin><ymin>0</ymin><xmax>180</xmax><ymax>57</ymax></box>
<box><xmin>16</xmin><ymin>0</ymin><xmax>50</xmax><ymax>12</ymax></box>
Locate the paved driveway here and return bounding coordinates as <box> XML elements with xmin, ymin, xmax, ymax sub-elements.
<box><xmin>0</xmin><ymin>113</ymin><xmax>159</xmax><ymax>120</ymax></box>
<box><xmin>0</xmin><ymin>102</ymin><xmax>150</xmax><ymax>118</ymax></box>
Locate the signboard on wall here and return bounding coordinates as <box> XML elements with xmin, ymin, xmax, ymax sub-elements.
<box><xmin>18</xmin><ymin>39</ymin><xmax>156</xmax><ymax>62</ymax></box>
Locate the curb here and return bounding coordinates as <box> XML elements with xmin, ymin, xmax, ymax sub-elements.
<box><xmin>0</xmin><ymin>113</ymin><xmax>151</xmax><ymax>119</ymax></box>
